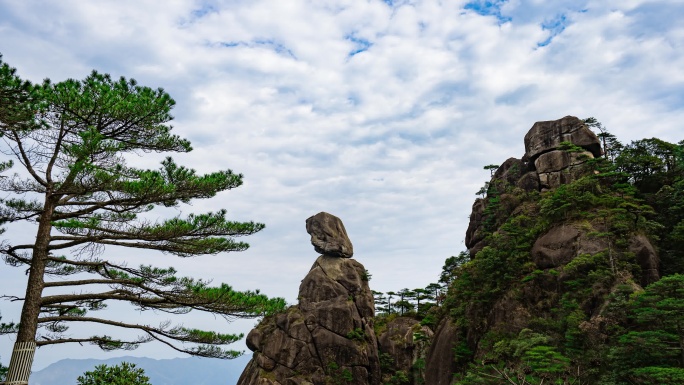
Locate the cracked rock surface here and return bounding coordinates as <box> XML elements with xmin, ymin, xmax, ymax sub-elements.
<box><xmin>237</xmin><ymin>215</ymin><xmax>379</xmax><ymax>385</ymax></box>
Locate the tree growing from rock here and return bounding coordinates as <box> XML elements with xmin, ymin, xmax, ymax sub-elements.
<box><xmin>372</xmin><ymin>290</ymin><xmax>389</xmax><ymax>315</ymax></box>
<box><xmin>412</xmin><ymin>288</ymin><xmax>430</xmax><ymax>313</ymax></box>
<box><xmin>584</xmin><ymin>117</ymin><xmax>623</xmax><ymax>161</ymax></box>
<box><xmin>385</xmin><ymin>291</ymin><xmax>397</xmax><ymax>314</ymax></box>
<box><xmin>484</xmin><ymin>164</ymin><xmax>499</xmax><ymax>176</ymax></box>
<box><xmin>0</xmin><ymin>57</ymin><xmax>285</xmax><ymax>384</ymax></box>
<box><xmin>424</xmin><ymin>282</ymin><xmax>443</xmax><ymax>304</ymax></box>
<box><xmin>615</xmin><ymin>137</ymin><xmax>681</xmax><ymax>192</ymax></box>
<box><xmin>476</xmin><ymin>181</ymin><xmax>490</xmax><ymax>198</ymax></box>
<box><xmin>395</xmin><ymin>288</ymin><xmax>416</xmax><ymax>315</ymax></box>
<box><xmin>439</xmin><ymin>252</ymin><xmax>469</xmax><ymax>287</ymax></box>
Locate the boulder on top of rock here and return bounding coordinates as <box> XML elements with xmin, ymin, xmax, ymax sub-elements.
<box><xmin>524</xmin><ymin>116</ymin><xmax>602</xmax><ymax>161</ymax></box>
<box><xmin>306</xmin><ymin>212</ymin><xmax>354</xmax><ymax>258</ymax></box>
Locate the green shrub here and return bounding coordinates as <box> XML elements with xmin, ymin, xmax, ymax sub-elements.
<box><xmin>77</xmin><ymin>362</ymin><xmax>151</xmax><ymax>385</ymax></box>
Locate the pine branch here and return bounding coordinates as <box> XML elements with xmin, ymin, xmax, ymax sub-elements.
<box><xmin>1</xmin><ymin>63</ymin><xmax>279</xmax><ymax>371</ymax></box>
<box><xmin>37</xmin><ymin>335</ymin><xmax>150</xmax><ymax>350</ymax></box>
<box><xmin>8</xmin><ymin>131</ymin><xmax>47</xmax><ymax>187</ymax></box>
<box><xmin>35</xmin><ymin>316</ymin><xmax>244</xmax><ymax>358</ymax></box>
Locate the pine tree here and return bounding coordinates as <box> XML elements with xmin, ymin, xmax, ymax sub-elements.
<box><xmin>584</xmin><ymin>117</ymin><xmax>623</xmax><ymax>161</ymax></box>
<box><xmin>0</xmin><ymin>58</ymin><xmax>285</xmax><ymax>384</ymax></box>
<box><xmin>372</xmin><ymin>290</ymin><xmax>389</xmax><ymax>315</ymax></box>
<box><xmin>396</xmin><ymin>288</ymin><xmax>416</xmax><ymax>315</ymax></box>
<box><xmin>612</xmin><ymin>274</ymin><xmax>684</xmax><ymax>384</ymax></box>
<box><xmin>77</xmin><ymin>362</ymin><xmax>151</xmax><ymax>385</ymax></box>
<box><xmin>386</xmin><ymin>291</ymin><xmax>397</xmax><ymax>314</ymax></box>
<box><xmin>424</xmin><ymin>282</ymin><xmax>443</xmax><ymax>304</ymax></box>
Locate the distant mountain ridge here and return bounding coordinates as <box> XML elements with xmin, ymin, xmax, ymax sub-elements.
<box><xmin>30</xmin><ymin>355</ymin><xmax>250</xmax><ymax>385</ymax></box>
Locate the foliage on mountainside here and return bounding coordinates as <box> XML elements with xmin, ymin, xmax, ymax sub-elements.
<box><xmin>441</xmin><ymin>125</ymin><xmax>684</xmax><ymax>384</ymax></box>
<box><xmin>375</xmin><ymin>122</ymin><xmax>684</xmax><ymax>384</ymax></box>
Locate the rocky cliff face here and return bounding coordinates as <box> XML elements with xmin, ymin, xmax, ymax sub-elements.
<box><xmin>237</xmin><ymin>212</ymin><xmax>380</xmax><ymax>385</ymax></box>
<box><xmin>376</xmin><ymin>316</ymin><xmax>433</xmax><ymax>385</ymax></box>
<box><xmin>424</xmin><ymin>318</ymin><xmax>459</xmax><ymax>385</ymax></box>
<box><xmin>430</xmin><ymin>116</ymin><xmax>663</xmax><ymax>385</ymax></box>
<box><xmin>526</xmin><ymin>116</ymin><xmax>600</xmax><ymax>191</ymax></box>
<box><xmin>466</xmin><ymin>116</ymin><xmax>603</xmax><ymax>255</ymax></box>
<box><xmin>465</xmin><ymin>117</ymin><xmax>658</xmax><ymax>283</ymax></box>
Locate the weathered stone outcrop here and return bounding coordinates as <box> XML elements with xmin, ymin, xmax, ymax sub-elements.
<box><xmin>238</xmin><ymin>117</ymin><xmax>667</xmax><ymax>385</ymax></box>
<box><xmin>466</xmin><ymin>116</ymin><xmax>602</xmax><ymax>253</ymax></box>
<box><xmin>516</xmin><ymin>171</ymin><xmax>540</xmax><ymax>192</ymax></box>
<box><xmin>530</xmin><ymin>224</ymin><xmax>659</xmax><ymax>286</ymax></box>
<box><xmin>532</xmin><ymin>225</ymin><xmax>589</xmax><ymax>269</ymax></box>
<box><xmin>488</xmin><ymin>291</ymin><xmax>533</xmax><ymax>335</ymax></box>
<box><xmin>535</xmin><ymin>149</ymin><xmax>595</xmax><ymax>190</ymax></box>
<box><xmin>524</xmin><ymin>115</ymin><xmax>602</xmax><ymax>161</ymax></box>
<box><xmin>465</xmin><ymin>199</ymin><xmax>486</xmax><ymax>252</ymax></box>
<box><xmin>449</xmin><ymin>116</ymin><xmax>664</xmax><ymax>384</ymax></box>
<box><xmin>376</xmin><ymin>317</ymin><xmax>433</xmax><ymax>384</ymax></box>
<box><xmin>237</xmin><ymin>215</ymin><xmax>379</xmax><ymax>385</ymax></box>
<box><xmin>424</xmin><ymin>317</ymin><xmax>459</xmax><ymax>385</ymax></box>
<box><xmin>492</xmin><ymin>157</ymin><xmax>524</xmax><ymax>187</ymax></box>
<box><xmin>306</xmin><ymin>212</ymin><xmax>354</xmax><ymax>258</ymax></box>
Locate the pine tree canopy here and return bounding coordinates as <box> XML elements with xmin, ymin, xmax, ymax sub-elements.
<box><xmin>0</xmin><ymin>56</ymin><xmax>285</xmax><ymax>362</ymax></box>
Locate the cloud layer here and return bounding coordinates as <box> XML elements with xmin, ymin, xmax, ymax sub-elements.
<box><xmin>1</xmin><ymin>0</ymin><xmax>683</xmax><ymax>369</ymax></box>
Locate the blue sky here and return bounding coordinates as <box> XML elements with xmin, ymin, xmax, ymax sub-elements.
<box><xmin>1</xmin><ymin>0</ymin><xmax>683</xmax><ymax>371</ymax></box>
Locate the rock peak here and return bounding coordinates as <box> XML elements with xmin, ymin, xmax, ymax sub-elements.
<box><xmin>523</xmin><ymin>115</ymin><xmax>602</xmax><ymax>161</ymax></box>
<box><xmin>466</xmin><ymin>115</ymin><xmax>603</xmax><ymax>253</ymax></box>
<box><xmin>306</xmin><ymin>212</ymin><xmax>354</xmax><ymax>258</ymax></box>
<box><xmin>237</xmin><ymin>214</ymin><xmax>379</xmax><ymax>385</ymax></box>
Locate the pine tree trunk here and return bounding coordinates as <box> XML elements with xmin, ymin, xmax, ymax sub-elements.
<box><xmin>4</xmin><ymin>342</ymin><xmax>36</xmax><ymax>385</ymax></box>
<box><xmin>5</xmin><ymin>200</ymin><xmax>54</xmax><ymax>385</ymax></box>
